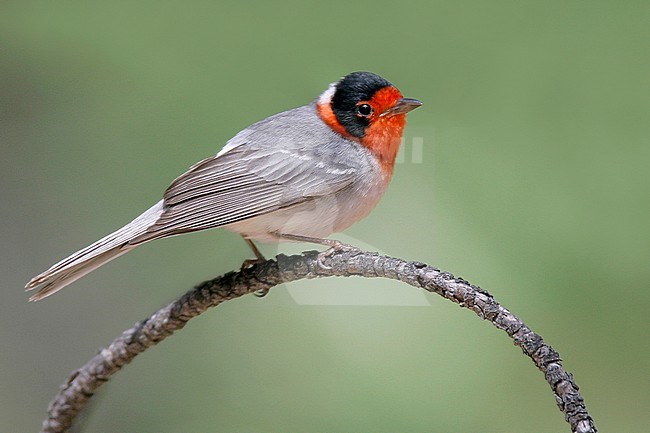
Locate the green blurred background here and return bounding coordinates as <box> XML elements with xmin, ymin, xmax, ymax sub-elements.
<box><xmin>1</xmin><ymin>1</ymin><xmax>648</xmax><ymax>432</ymax></box>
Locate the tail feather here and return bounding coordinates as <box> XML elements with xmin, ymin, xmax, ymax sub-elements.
<box><xmin>25</xmin><ymin>201</ymin><xmax>164</xmax><ymax>301</ymax></box>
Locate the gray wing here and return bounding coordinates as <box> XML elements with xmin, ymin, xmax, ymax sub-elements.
<box><xmin>133</xmin><ymin>143</ymin><xmax>356</xmax><ymax>242</ymax></box>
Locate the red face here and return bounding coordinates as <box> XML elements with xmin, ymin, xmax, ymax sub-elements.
<box><xmin>356</xmin><ymin>86</ymin><xmax>407</xmax><ymax>172</ymax></box>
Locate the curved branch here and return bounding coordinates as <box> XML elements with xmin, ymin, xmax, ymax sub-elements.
<box><xmin>40</xmin><ymin>250</ymin><xmax>597</xmax><ymax>433</ymax></box>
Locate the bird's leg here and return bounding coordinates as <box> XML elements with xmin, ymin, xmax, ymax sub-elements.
<box><xmin>275</xmin><ymin>233</ymin><xmax>360</xmax><ymax>269</ymax></box>
<box><xmin>243</xmin><ymin>237</ymin><xmax>266</xmax><ymax>262</ymax></box>
<box><xmin>240</xmin><ymin>237</ymin><xmax>271</xmax><ymax>298</ymax></box>
<box><xmin>275</xmin><ymin>233</ymin><xmax>353</xmax><ymax>250</ymax></box>
<box><xmin>241</xmin><ymin>237</ymin><xmax>266</xmax><ymax>269</ymax></box>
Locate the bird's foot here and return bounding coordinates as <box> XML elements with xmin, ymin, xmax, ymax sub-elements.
<box><xmin>316</xmin><ymin>240</ymin><xmax>360</xmax><ymax>270</ymax></box>
<box><xmin>240</xmin><ymin>258</ymin><xmax>266</xmax><ymax>271</ymax></box>
<box><xmin>240</xmin><ymin>254</ymin><xmax>269</xmax><ymax>298</ymax></box>
<box><xmin>254</xmin><ymin>287</ymin><xmax>270</xmax><ymax>298</ymax></box>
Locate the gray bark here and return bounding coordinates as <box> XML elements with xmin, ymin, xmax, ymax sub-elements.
<box><xmin>39</xmin><ymin>249</ymin><xmax>597</xmax><ymax>433</ymax></box>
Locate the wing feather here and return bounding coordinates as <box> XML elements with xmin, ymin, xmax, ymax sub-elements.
<box><xmin>131</xmin><ymin>143</ymin><xmax>356</xmax><ymax>242</ymax></box>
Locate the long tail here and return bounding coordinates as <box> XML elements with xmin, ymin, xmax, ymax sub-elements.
<box><xmin>25</xmin><ymin>201</ymin><xmax>164</xmax><ymax>301</ymax></box>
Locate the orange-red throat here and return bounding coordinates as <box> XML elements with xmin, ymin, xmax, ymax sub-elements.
<box><xmin>358</xmin><ymin>86</ymin><xmax>406</xmax><ymax>174</ymax></box>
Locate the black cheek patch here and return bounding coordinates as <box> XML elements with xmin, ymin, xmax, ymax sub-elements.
<box><xmin>331</xmin><ymin>110</ymin><xmax>368</xmax><ymax>138</ymax></box>
<box><xmin>330</xmin><ymin>71</ymin><xmax>392</xmax><ymax>139</ymax></box>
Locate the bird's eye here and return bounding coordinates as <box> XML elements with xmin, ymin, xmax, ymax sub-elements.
<box><xmin>356</xmin><ymin>104</ymin><xmax>373</xmax><ymax>117</ymax></box>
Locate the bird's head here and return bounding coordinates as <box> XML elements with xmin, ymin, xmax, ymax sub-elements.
<box><xmin>316</xmin><ymin>71</ymin><xmax>422</xmax><ymax>173</ymax></box>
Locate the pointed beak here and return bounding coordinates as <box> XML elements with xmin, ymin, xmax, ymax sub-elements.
<box><xmin>381</xmin><ymin>97</ymin><xmax>423</xmax><ymax>117</ymax></box>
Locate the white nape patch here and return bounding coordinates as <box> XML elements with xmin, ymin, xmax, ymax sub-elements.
<box><xmin>318</xmin><ymin>82</ymin><xmax>338</xmax><ymax>105</ymax></box>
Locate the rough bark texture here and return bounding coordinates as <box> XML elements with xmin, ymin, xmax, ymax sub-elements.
<box><xmin>40</xmin><ymin>249</ymin><xmax>597</xmax><ymax>433</ymax></box>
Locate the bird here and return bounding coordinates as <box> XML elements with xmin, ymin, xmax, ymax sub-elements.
<box><xmin>25</xmin><ymin>71</ymin><xmax>422</xmax><ymax>301</ymax></box>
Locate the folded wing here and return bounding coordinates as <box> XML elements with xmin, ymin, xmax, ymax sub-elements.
<box><xmin>132</xmin><ymin>144</ymin><xmax>356</xmax><ymax>242</ymax></box>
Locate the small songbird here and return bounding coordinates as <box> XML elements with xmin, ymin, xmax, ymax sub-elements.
<box><xmin>25</xmin><ymin>71</ymin><xmax>422</xmax><ymax>301</ymax></box>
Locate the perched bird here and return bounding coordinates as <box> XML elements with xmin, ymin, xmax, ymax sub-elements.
<box><xmin>25</xmin><ymin>71</ymin><xmax>422</xmax><ymax>301</ymax></box>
